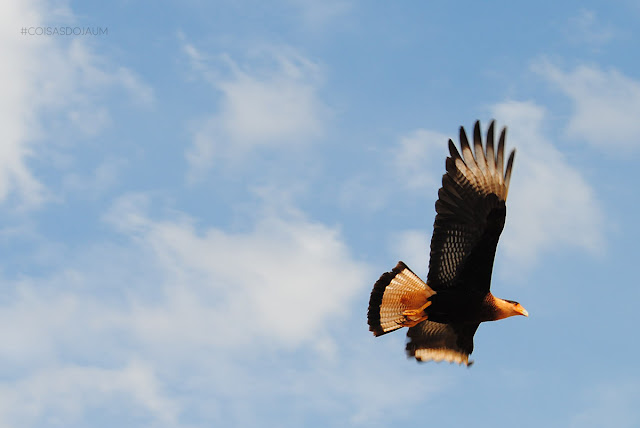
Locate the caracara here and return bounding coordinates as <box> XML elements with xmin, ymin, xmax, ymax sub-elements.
<box><xmin>367</xmin><ymin>120</ymin><xmax>527</xmax><ymax>366</ymax></box>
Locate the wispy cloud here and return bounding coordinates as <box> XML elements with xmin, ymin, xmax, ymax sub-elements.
<box><xmin>0</xmin><ymin>1</ymin><xmax>153</xmax><ymax>208</ymax></box>
<box><xmin>533</xmin><ymin>61</ymin><xmax>640</xmax><ymax>151</ymax></box>
<box><xmin>387</xmin><ymin>229</ymin><xmax>429</xmax><ymax>276</ymax></box>
<box><xmin>491</xmin><ymin>100</ymin><xmax>605</xmax><ymax>275</ymax></box>
<box><xmin>388</xmin><ymin>107</ymin><xmax>605</xmax><ymax>278</ymax></box>
<box><xmin>565</xmin><ymin>9</ymin><xmax>616</xmax><ymax>50</ymax></box>
<box><xmin>62</xmin><ymin>157</ymin><xmax>128</xmax><ymax>197</ymax></box>
<box><xmin>184</xmin><ymin>44</ymin><xmax>329</xmax><ymax>179</ymax></box>
<box><xmin>0</xmin><ymin>190</ymin><xmax>388</xmax><ymax>426</ymax></box>
<box><xmin>393</xmin><ymin>129</ymin><xmax>450</xmax><ymax>191</ymax></box>
<box><xmin>0</xmin><ymin>361</ymin><xmax>179</xmax><ymax>427</ymax></box>
<box><xmin>104</xmin><ymin>191</ymin><xmax>369</xmax><ymax>349</ymax></box>
<box><xmin>286</xmin><ymin>0</ymin><xmax>353</xmax><ymax>29</ymax></box>
<box><xmin>338</xmin><ymin>128</ymin><xmax>450</xmax><ymax>216</ymax></box>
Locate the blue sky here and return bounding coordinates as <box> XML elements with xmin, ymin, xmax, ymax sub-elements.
<box><xmin>1</xmin><ymin>1</ymin><xmax>639</xmax><ymax>427</ymax></box>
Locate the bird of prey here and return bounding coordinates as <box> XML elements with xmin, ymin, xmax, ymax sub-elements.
<box><xmin>367</xmin><ymin>120</ymin><xmax>527</xmax><ymax>366</ymax></box>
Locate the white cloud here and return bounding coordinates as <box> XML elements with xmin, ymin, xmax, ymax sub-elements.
<box><xmin>388</xmin><ymin>229</ymin><xmax>429</xmax><ymax>277</ymax></box>
<box><xmin>337</xmin><ymin>171</ymin><xmax>400</xmax><ymax>216</ymax></box>
<box><xmin>0</xmin><ymin>361</ymin><xmax>179</xmax><ymax>427</ymax></box>
<box><xmin>0</xmin><ymin>191</ymin><xmax>379</xmax><ymax>426</ymax></box>
<box><xmin>103</xmin><ymin>192</ymin><xmax>370</xmax><ymax>349</ymax></box>
<box><xmin>533</xmin><ymin>61</ymin><xmax>640</xmax><ymax>150</ymax></box>
<box><xmin>0</xmin><ymin>0</ymin><xmax>153</xmax><ymax>207</ymax></box>
<box><xmin>388</xmin><ymin>105</ymin><xmax>604</xmax><ymax>277</ymax></box>
<box><xmin>286</xmin><ymin>0</ymin><xmax>353</xmax><ymax>28</ymax></box>
<box><xmin>0</xmin><ymin>1</ymin><xmax>48</xmax><ymax>206</ymax></box>
<box><xmin>565</xmin><ymin>9</ymin><xmax>616</xmax><ymax>49</ymax></box>
<box><xmin>62</xmin><ymin>157</ymin><xmax>128</xmax><ymax>197</ymax></box>
<box><xmin>491</xmin><ymin>100</ymin><xmax>605</xmax><ymax>275</ymax></box>
<box><xmin>394</xmin><ymin>129</ymin><xmax>450</xmax><ymax>191</ymax></box>
<box><xmin>185</xmin><ymin>45</ymin><xmax>328</xmax><ymax>178</ymax></box>
<box><xmin>338</xmin><ymin>128</ymin><xmax>450</xmax><ymax>215</ymax></box>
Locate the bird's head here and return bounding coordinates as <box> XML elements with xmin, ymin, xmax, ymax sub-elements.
<box><xmin>494</xmin><ymin>298</ymin><xmax>529</xmax><ymax>320</ymax></box>
<box><xmin>510</xmin><ymin>301</ymin><xmax>529</xmax><ymax>317</ymax></box>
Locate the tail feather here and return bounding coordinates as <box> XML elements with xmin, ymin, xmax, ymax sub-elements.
<box><xmin>367</xmin><ymin>261</ymin><xmax>436</xmax><ymax>336</ymax></box>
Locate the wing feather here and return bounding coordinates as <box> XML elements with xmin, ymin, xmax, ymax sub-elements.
<box><xmin>504</xmin><ymin>148</ymin><xmax>516</xmax><ymax>199</ymax></box>
<box><xmin>459</xmin><ymin>126</ymin><xmax>480</xmax><ymax>174</ymax></box>
<box><xmin>473</xmin><ymin>121</ymin><xmax>488</xmax><ymax>173</ymax></box>
<box><xmin>406</xmin><ymin>321</ymin><xmax>479</xmax><ymax>366</ymax></box>
<box><xmin>496</xmin><ymin>126</ymin><xmax>506</xmax><ymax>184</ymax></box>
<box><xmin>448</xmin><ymin>138</ymin><xmax>462</xmax><ymax>161</ymax></box>
<box><xmin>426</xmin><ymin>120</ymin><xmax>515</xmax><ymax>293</ymax></box>
<box><xmin>485</xmin><ymin>121</ymin><xmax>496</xmax><ymax>178</ymax></box>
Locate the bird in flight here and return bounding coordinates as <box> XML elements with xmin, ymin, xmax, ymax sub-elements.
<box><xmin>367</xmin><ymin>120</ymin><xmax>527</xmax><ymax>366</ymax></box>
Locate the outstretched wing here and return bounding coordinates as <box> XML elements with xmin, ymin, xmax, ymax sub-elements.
<box><xmin>426</xmin><ymin>120</ymin><xmax>515</xmax><ymax>294</ymax></box>
<box><xmin>406</xmin><ymin>321</ymin><xmax>479</xmax><ymax>366</ymax></box>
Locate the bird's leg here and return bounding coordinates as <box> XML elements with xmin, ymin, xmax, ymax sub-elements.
<box><xmin>399</xmin><ymin>300</ymin><xmax>433</xmax><ymax>327</ymax></box>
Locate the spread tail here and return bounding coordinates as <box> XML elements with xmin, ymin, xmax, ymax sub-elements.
<box><xmin>367</xmin><ymin>261</ymin><xmax>436</xmax><ymax>336</ymax></box>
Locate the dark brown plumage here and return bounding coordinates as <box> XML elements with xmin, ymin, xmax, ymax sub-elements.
<box><xmin>367</xmin><ymin>120</ymin><xmax>527</xmax><ymax>366</ymax></box>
